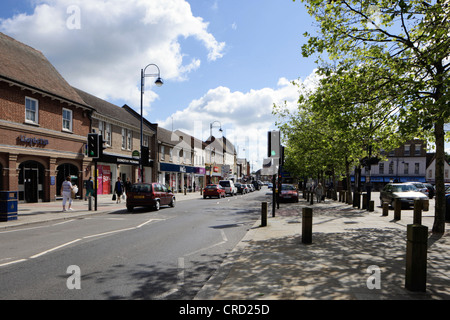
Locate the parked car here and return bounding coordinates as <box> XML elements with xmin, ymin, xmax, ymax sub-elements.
<box><xmin>380</xmin><ymin>183</ymin><xmax>428</xmax><ymax>209</ymax></box>
<box><xmin>126</xmin><ymin>183</ymin><xmax>175</xmax><ymax>212</ymax></box>
<box><xmin>235</xmin><ymin>183</ymin><xmax>248</xmax><ymax>194</ymax></box>
<box><xmin>203</xmin><ymin>184</ymin><xmax>226</xmax><ymax>199</ymax></box>
<box><xmin>247</xmin><ymin>184</ymin><xmax>254</xmax><ymax>192</ymax></box>
<box><xmin>403</xmin><ymin>182</ymin><xmax>429</xmax><ymax>197</ymax></box>
<box><xmin>219</xmin><ymin>180</ymin><xmax>237</xmax><ymax>196</ymax></box>
<box><xmin>279</xmin><ymin>184</ymin><xmax>299</xmax><ymax>202</ymax></box>
<box><xmin>445</xmin><ymin>184</ymin><xmax>450</xmax><ymax>195</ymax></box>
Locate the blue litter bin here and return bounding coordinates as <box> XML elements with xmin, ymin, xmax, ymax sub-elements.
<box><xmin>0</xmin><ymin>191</ymin><xmax>18</xmax><ymax>222</ymax></box>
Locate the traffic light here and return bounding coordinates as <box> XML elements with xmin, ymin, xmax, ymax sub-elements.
<box><xmin>87</xmin><ymin>133</ymin><xmax>99</xmax><ymax>158</ymax></box>
<box><xmin>268</xmin><ymin>130</ymin><xmax>280</xmax><ymax>158</ymax></box>
<box><xmin>98</xmin><ymin>134</ymin><xmax>106</xmax><ymax>158</ymax></box>
<box><xmin>141</xmin><ymin>146</ymin><xmax>149</xmax><ymax>166</ymax></box>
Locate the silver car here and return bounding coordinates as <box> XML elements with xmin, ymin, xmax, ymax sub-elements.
<box><xmin>380</xmin><ymin>183</ymin><xmax>428</xmax><ymax>209</ymax></box>
<box><xmin>403</xmin><ymin>182</ymin><xmax>428</xmax><ymax>197</ymax></box>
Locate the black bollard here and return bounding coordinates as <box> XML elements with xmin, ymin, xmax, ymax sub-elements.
<box><xmin>405</xmin><ymin>224</ymin><xmax>428</xmax><ymax>292</ymax></box>
<box><xmin>394</xmin><ymin>198</ymin><xmax>401</xmax><ymax>220</ymax></box>
<box><xmin>302</xmin><ymin>207</ymin><xmax>313</xmax><ymax>244</ymax></box>
<box><xmin>261</xmin><ymin>202</ymin><xmax>268</xmax><ymax>227</ymax></box>
<box><xmin>382</xmin><ymin>202</ymin><xmax>389</xmax><ymax>216</ymax></box>
<box><xmin>413</xmin><ymin>200</ymin><xmax>422</xmax><ymax>225</ymax></box>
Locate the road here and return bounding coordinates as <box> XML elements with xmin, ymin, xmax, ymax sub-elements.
<box><xmin>0</xmin><ymin>189</ymin><xmax>269</xmax><ymax>300</ymax></box>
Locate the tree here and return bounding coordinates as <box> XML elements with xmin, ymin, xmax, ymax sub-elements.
<box><xmin>297</xmin><ymin>0</ymin><xmax>450</xmax><ymax>233</ymax></box>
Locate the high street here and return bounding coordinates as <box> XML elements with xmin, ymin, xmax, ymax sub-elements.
<box><xmin>0</xmin><ymin>190</ymin><xmax>267</xmax><ymax>300</ymax></box>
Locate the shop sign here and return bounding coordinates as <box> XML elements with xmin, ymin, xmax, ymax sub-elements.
<box><xmin>17</xmin><ymin>135</ymin><xmax>49</xmax><ymax>147</ymax></box>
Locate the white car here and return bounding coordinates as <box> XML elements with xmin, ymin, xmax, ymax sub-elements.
<box><xmin>219</xmin><ymin>180</ymin><xmax>237</xmax><ymax>196</ymax></box>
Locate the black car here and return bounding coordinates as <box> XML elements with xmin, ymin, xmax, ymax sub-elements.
<box><xmin>235</xmin><ymin>183</ymin><xmax>248</xmax><ymax>194</ymax></box>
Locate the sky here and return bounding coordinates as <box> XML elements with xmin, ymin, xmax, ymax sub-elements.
<box><xmin>0</xmin><ymin>0</ymin><xmax>447</xmax><ymax>169</ymax></box>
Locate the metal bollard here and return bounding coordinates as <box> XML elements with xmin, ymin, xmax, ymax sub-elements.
<box><xmin>88</xmin><ymin>196</ymin><xmax>93</xmax><ymax>211</ymax></box>
<box><xmin>261</xmin><ymin>202</ymin><xmax>268</xmax><ymax>227</ymax></box>
<box><xmin>413</xmin><ymin>200</ymin><xmax>422</xmax><ymax>225</ymax></box>
<box><xmin>382</xmin><ymin>202</ymin><xmax>389</xmax><ymax>216</ymax></box>
<box><xmin>405</xmin><ymin>224</ymin><xmax>428</xmax><ymax>292</ymax></box>
<box><xmin>394</xmin><ymin>198</ymin><xmax>401</xmax><ymax>220</ymax></box>
<box><xmin>302</xmin><ymin>207</ymin><xmax>313</xmax><ymax>244</ymax></box>
<box><xmin>362</xmin><ymin>193</ymin><xmax>367</xmax><ymax>209</ymax></box>
<box><xmin>368</xmin><ymin>200</ymin><xmax>374</xmax><ymax>212</ymax></box>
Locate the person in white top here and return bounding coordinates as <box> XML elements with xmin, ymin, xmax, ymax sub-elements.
<box><xmin>61</xmin><ymin>176</ymin><xmax>74</xmax><ymax>211</ymax></box>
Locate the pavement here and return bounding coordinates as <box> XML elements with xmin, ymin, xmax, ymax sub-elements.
<box><xmin>1</xmin><ymin>190</ymin><xmax>449</xmax><ymax>300</ymax></box>
<box><xmin>195</xmin><ymin>196</ymin><xmax>450</xmax><ymax>300</ymax></box>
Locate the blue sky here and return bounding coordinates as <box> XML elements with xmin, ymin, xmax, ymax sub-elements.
<box><xmin>0</xmin><ymin>0</ymin><xmax>320</xmax><ymax>167</ymax></box>
<box><xmin>0</xmin><ymin>0</ymin><xmax>447</xmax><ymax>167</ymax></box>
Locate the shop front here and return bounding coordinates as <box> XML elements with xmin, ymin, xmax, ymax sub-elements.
<box><xmin>159</xmin><ymin>163</ymin><xmax>205</xmax><ymax>193</ymax></box>
<box><xmin>93</xmin><ymin>153</ymin><xmax>142</xmax><ymax>195</ymax></box>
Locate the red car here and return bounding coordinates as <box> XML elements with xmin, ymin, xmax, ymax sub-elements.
<box><xmin>126</xmin><ymin>182</ymin><xmax>175</xmax><ymax>212</ymax></box>
<box><xmin>279</xmin><ymin>184</ymin><xmax>299</xmax><ymax>202</ymax></box>
<box><xmin>203</xmin><ymin>184</ymin><xmax>226</xmax><ymax>199</ymax></box>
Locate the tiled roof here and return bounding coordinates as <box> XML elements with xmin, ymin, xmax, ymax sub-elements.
<box><xmin>0</xmin><ymin>32</ymin><xmax>88</xmax><ymax>108</ymax></box>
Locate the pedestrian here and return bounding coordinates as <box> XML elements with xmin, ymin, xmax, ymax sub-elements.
<box><xmin>85</xmin><ymin>176</ymin><xmax>94</xmax><ymax>200</ymax></box>
<box><xmin>61</xmin><ymin>176</ymin><xmax>74</xmax><ymax>211</ymax></box>
<box><xmin>114</xmin><ymin>177</ymin><xmax>123</xmax><ymax>203</ymax></box>
<box><xmin>124</xmin><ymin>177</ymin><xmax>132</xmax><ymax>196</ymax></box>
<box><xmin>315</xmin><ymin>183</ymin><xmax>324</xmax><ymax>203</ymax></box>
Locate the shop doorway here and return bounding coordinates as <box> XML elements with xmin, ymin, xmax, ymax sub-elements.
<box><xmin>19</xmin><ymin>161</ymin><xmax>44</xmax><ymax>203</ymax></box>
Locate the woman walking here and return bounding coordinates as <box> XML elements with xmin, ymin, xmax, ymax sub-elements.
<box><xmin>114</xmin><ymin>177</ymin><xmax>124</xmax><ymax>204</ymax></box>
<box><xmin>61</xmin><ymin>176</ymin><xmax>74</xmax><ymax>211</ymax></box>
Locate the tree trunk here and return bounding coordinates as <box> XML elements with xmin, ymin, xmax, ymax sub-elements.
<box><xmin>432</xmin><ymin>120</ymin><xmax>446</xmax><ymax>234</ymax></box>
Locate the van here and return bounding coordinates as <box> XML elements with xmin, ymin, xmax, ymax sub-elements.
<box><xmin>219</xmin><ymin>180</ymin><xmax>237</xmax><ymax>196</ymax></box>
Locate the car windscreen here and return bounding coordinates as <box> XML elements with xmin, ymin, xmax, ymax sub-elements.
<box><xmin>205</xmin><ymin>185</ymin><xmax>218</xmax><ymax>189</ymax></box>
<box><xmin>219</xmin><ymin>181</ymin><xmax>230</xmax><ymax>187</ymax></box>
<box><xmin>130</xmin><ymin>184</ymin><xmax>152</xmax><ymax>193</ymax></box>
<box><xmin>281</xmin><ymin>185</ymin><xmax>296</xmax><ymax>190</ymax></box>
<box><xmin>392</xmin><ymin>185</ymin><xmax>416</xmax><ymax>192</ymax></box>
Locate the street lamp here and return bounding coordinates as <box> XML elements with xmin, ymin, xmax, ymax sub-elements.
<box><xmin>209</xmin><ymin>121</ymin><xmax>223</xmax><ymax>184</ymax></box>
<box><xmin>140</xmin><ymin>63</ymin><xmax>163</xmax><ymax>183</ymax></box>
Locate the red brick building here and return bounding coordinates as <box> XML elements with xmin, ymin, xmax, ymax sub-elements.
<box><xmin>0</xmin><ymin>33</ymin><xmax>93</xmax><ymax>202</ymax></box>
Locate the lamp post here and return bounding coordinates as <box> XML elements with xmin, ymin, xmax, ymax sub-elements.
<box><xmin>140</xmin><ymin>63</ymin><xmax>163</xmax><ymax>183</ymax></box>
<box><xmin>209</xmin><ymin>121</ymin><xmax>222</xmax><ymax>184</ymax></box>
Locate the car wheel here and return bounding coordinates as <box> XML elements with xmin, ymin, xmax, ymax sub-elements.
<box><xmin>169</xmin><ymin>197</ymin><xmax>176</xmax><ymax>207</ymax></box>
<box><xmin>203</xmin><ymin>195</ymin><xmax>206</xmax><ymax>199</ymax></box>
<box><xmin>127</xmin><ymin>205</ymin><xmax>134</xmax><ymax>212</ymax></box>
<box><xmin>154</xmin><ymin>200</ymin><xmax>160</xmax><ymax>211</ymax></box>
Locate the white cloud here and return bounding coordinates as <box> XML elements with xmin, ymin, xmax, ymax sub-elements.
<box><xmin>0</xmin><ymin>0</ymin><xmax>225</xmax><ymax>111</ymax></box>
<box><xmin>159</xmin><ymin>72</ymin><xmax>321</xmax><ymax>167</ymax></box>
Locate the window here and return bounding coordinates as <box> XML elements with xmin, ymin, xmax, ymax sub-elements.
<box><xmin>379</xmin><ymin>163</ymin><xmax>384</xmax><ymax>174</ymax></box>
<box><xmin>25</xmin><ymin>97</ymin><xmax>38</xmax><ymax>124</ymax></box>
<box><xmin>404</xmin><ymin>163</ymin><xmax>409</xmax><ymax>175</ymax></box>
<box><xmin>127</xmin><ymin>130</ymin><xmax>132</xmax><ymax>150</ymax></box>
<box><xmin>414</xmin><ymin>144</ymin><xmax>421</xmax><ymax>156</ymax></box>
<box><xmin>415</xmin><ymin>163</ymin><xmax>420</xmax><ymax>175</ymax></box>
<box><xmin>389</xmin><ymin>162</ymin><xmax>394</xmax><ymax>174</ymax></box>
<box><xmin>62</xmin><ymin>108</ymin><xmax>72</xmax><ymax>132</ymax></box>
<box><xmin>121</xmin><ymin>128</ymin><xmax>126</xmax><ymax>149</ymax></box>
<box><xmin>121</xmin><ymin>128</ymin><xmax>133</xmax><ymax>150</ymax></box>
<box><xmin>105</xmin><ymin>123</ymin><xmax>112</xmax><ymax>146</ymax></box>
<box><xmin>404</xmin><ymin>145</ymin><xmax>410</xmax><ymax>156</ymax></box>
<box><xmin>160</xmin><ymin>146</ymin><xmax>165</xmax><ymax>160</ymax></box>
<box><xmin>99</xmin><ymin>121</ymin><xmax>111</xmax><ymax>146</ymax></box>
